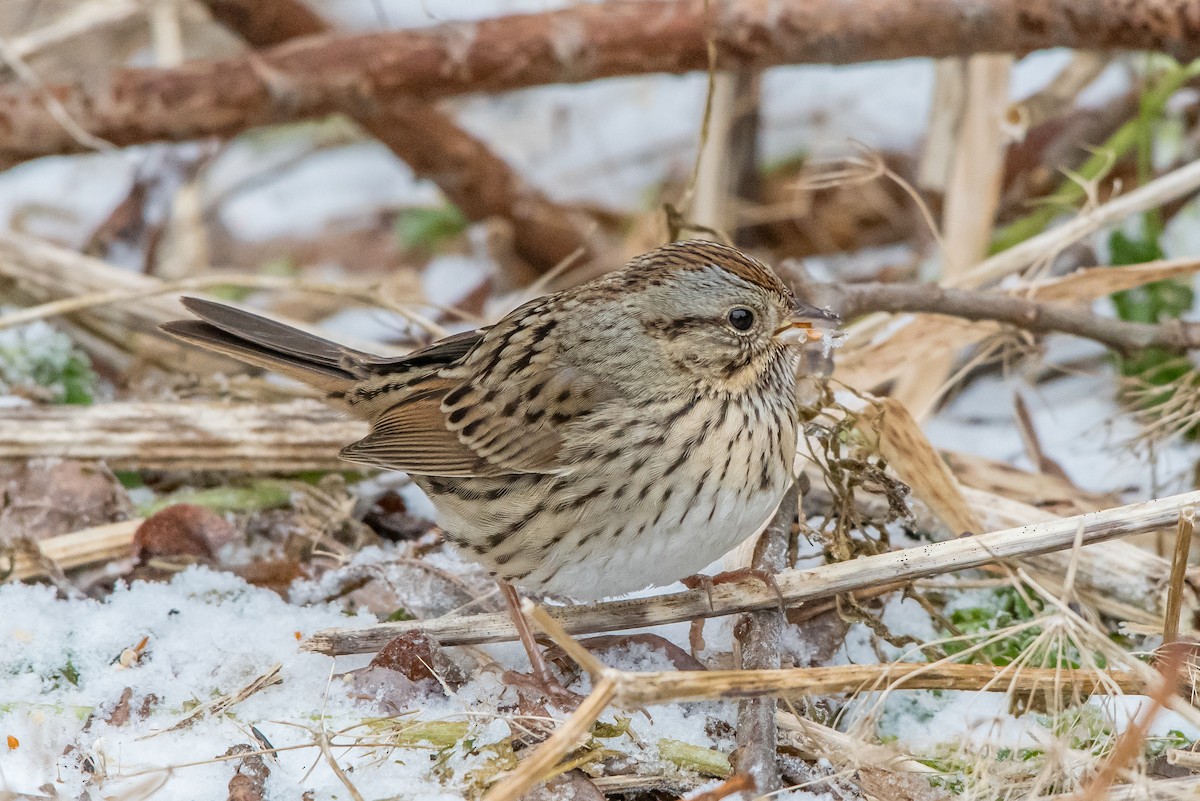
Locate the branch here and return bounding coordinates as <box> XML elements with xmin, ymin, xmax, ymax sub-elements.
<box><xmin>303</xmin><ymin>489</ymin><xmax>1200</xmax><ymax>654</ymax></box>
<box><xmin>788</xmin><ymin>269</ymin><xmax>1200</xmax><ymax>357</ymax></box>
<box><xmin>198</xmin><ymin>0</ymin><xmax>327</xmax><ymax>47</ymax></box>
<box><xmin>731</xmin><ymin>482</ymin><xmax>795</xmax><ymax>794</ymax></box>
<box><xmin>196</xmin><ymin>0</ymin><xmax>591</xmax><ymax>274</ymax></box>
<box><xmin>4</xmin><ymin>0</ymin><xmax>1200</xmax><ymax>163</ymax></box>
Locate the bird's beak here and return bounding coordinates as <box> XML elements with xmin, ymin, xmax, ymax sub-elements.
<box><xmin>773</xmin><ymin>301</ymin><xmax>841</xmax><ymax>345</ymax></box>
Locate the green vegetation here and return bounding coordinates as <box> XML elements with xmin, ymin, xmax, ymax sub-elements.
<box><xmin>395</xmin><ymin>204</ymin><xmax>468</xmax><ymax>252</ymax></box>
<box><xmin>0</xmin><ymin>323</ymin><xmax>97</xmax><ymax>405</ymax></box>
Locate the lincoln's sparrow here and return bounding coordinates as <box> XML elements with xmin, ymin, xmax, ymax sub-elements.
<box><xmin>164</xmin><ymin>241</ymin><xmax>838</xmax><ymax>599</ymax></box>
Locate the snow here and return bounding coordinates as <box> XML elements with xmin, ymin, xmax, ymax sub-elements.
<box><xmin>0</xmin><ymin>566</ymin><xmax>752</xmax><ymax>799</ymax></box>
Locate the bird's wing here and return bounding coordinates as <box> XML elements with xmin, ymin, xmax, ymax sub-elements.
<box><xmin>340</xmin><ymin>301</ymin><xmax>619</xmax><ymax>477</ymax></box>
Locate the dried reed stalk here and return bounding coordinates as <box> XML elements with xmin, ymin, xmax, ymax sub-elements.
<box><xmin>0</xmin><ymin>400</ymin><xmax>365</xmax><ymax>471</ymax></box>
<box><xmin>895</xmin><ymin>53</ymin><xmax>1010</xmax><ymax>418</ymax></box>
<box><xmin>608</xmin><ymin>662</ymin><xmax>1144</xmax><ymax>705</ymax></box>
<box><xmin>959</xmin><ymin>157</ymin><xmax>1200</xmax><ymax>288</ymax></box>
<box><xmin>305</xmin><ymin>489</ymin><xmax>1200</xmax><ymax>654</ymax></box>
<box><xmin>6</xmin><ymin>518</ymin><xmax>141</xmax><ymax>582</ymax></box>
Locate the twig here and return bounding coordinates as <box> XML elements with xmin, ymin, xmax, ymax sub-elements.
<box><xmin>794</xmin><ymin>270</ymin><xmax>1200</xmax><ymax>358</ymax></box>
<box><xmin>1163</xmin><ymin>512</ymin><xmax>1195</xmax><ymax>645</ymax></box>
<box><xmin>1071</xmin><ymin>642</ymin><xmax>1187</xmax><ymax>801</ymax></box>
<box><xmin>489</xmin><ymin>603</ymin><xmax>1149</xmax><ymax>801</ymax></box>
<box><xmin>0</xmin><ymin>271</ymin><xmax>448</xmax><ymax>339</ymax></box>
<box><xmin>0</xmin><ymin>36</ymin><xmax>113</xmax><ymax>153</ymax></box>
<box><xmin>1010</xmin><ymin>52</ymin><xmax>1108</xmax><ymax>135</ymax></box>
<box><xmin>605</xmin><ymin>662</ymin><xmax>1145</xmax><ymax>706</ymax></box>
<box><xmin>482</xmin><ymin>675</ymin><xmax>617</xmax><ymax>801</ymax></box>
<box><xmin>732</xmin><ymin>482</ymin><xmax>795</xmax><ymax>794</ymax></box>
<box><xmin>164</xmin><ymin>663</ymin><xmax>284</xmax><ymax>732</ymax></box>
<box><xmin>959</xmin><ymin>156</ymin><xmax>1200</xmax><ymax>288</ymax></box>
<box><xmin>304</xmin><ymin>489</ymin><xmax>1200</xmax><ymax>653</ymax></box>
<box><xmin>5</xmin><ymin>0</ymin><xmax>1200</xmax><ymax>163</ymax></box>
<box><xmin>687</xmin><ymin>773</ymin><xmax>755</xmax><ymax>801</ymax></box>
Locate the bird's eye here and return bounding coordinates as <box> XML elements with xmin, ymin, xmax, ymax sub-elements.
<box><xmin>727</xmin><ymin>307</ymin><xmax>755</xmax><ymax>331</ymax></box>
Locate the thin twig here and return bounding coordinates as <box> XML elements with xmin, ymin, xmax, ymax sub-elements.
<box><xmin>1163</xmin><ymin>512</ymin><xmax>1195</xmax><ymax>645</ymax></box>
<box><xmin>796</xmin><ymin>271</ymin><xmax>1200</xmax><ymax>358</ymax></box>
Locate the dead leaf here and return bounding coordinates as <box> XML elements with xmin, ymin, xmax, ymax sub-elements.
<box><xmin>132</xmin><ymin>503</ymin><xmax>237</xmax><ymax>562</ymax></box>
<box><xmin>369</xmin><ymin>631</ymin><xmax>466</xmax><ymax>690</ymax></box>
<box><xmin>224</xmin><ymin>743</ymin><xmax>269</xmax><ymax>801</ymax></box>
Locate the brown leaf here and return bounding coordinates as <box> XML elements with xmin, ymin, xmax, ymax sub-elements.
<box><xmin>133</xmin><ymin>504</ymin><xmax>237</xmax><ymax>562</ymax></box>
<box><xmin>369</xmin><ymin>631</ymin><xmax>466</xmax><ymax>690</ymax></box>
<box><xmin>233</xmin><ymin>559</ymin><xmax>305</xmax><ymax>595</ymax></box>
<box><xmin>104</xmin><ymin>688</ymin><xmax>134</xmax><ymax>727</ymax></box>
<box><xmin>224</xmin><ymin>744</ymin><xmax>269</xmax><ymax>801</ymax></box>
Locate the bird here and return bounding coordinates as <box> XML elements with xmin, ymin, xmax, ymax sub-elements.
<box><xmin>162</xmin><ymin>240</ymin><xmax>839</xmax><ymax>694</ymax></box>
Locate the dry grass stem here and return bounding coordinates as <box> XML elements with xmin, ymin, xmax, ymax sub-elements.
<box><xmin>306</xmin><ymin>489</ymin><xmax>1200</xmax><ymax>653</ymax></box>
<box><xmin>163</xmin><ymin>663</ymin><xmax>283</xmax><ymax>732</ymax></box>
<box><xmin>1071</xmin><ymin>643</ymin><xmax>1187</xmax><ymax>801</ymax></box>
<box><xmin>615</xmin><ymin>662</ymin><xmax>1141</xmax><ymax>705</ymax></box>
<box><xmin>1163</xmin><ymin>512</ymin><xmax>1195</xmax><ymax>644</ymax></box>
<box><xmin>7</xmin><ymin>0</ymin><xmax>144</xmax><ymax>63</ymax></box>
<box><xmin>894</xmin><ymin>53</ymin><xmax>1009</xmax><ymax>418</ymax></box>
<box><xmin>958</xmin><ymin>156</ymin><xmax>1200</xmax><ymax>288</ymax></box>
<box><xmin>481</xmin><ymin>675</ymin><xmax>617</xmax><ymax>801</ymax></box>
<box><xmin>5</xmin><ymin>518</ymin><xmax>141</xmax><ymax>582</ymax></box>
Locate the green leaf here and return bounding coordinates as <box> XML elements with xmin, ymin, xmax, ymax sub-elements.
<box><xmin>385</xmin><ymin>607</ymin><xmax>415</xmax><ymax>622</ymax></box>
<box><xmin>395</xmin><ymin>205</ymin><xmax>468</xmax><ymax>252</ymax></box>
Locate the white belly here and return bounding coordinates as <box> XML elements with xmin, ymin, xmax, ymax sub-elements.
<box><xmin>538</xmin><ymin>481</ymin><xmax>787</xmax><ymax>598</ymax></box>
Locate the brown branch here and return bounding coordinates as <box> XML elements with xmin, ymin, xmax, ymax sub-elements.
<box><xmin>198</xmin><ymin>0</ymin><xmax>327</xmax><ymax>47</ymax></box>
<box><xmin>788</xmin><ymin>271</ymin><xmax>1200</xmax><ymax>358</ymax></box>
<box><xmin>196</xmin><ymin>0</ymin><xmax>590</xmax><ymax>275</ymax></box>
<box><xmin>3</xmin><ymin>0</ymin><xmax>1200</xmax><ymax>165</ymax></box>
<box><xmin>730</xmin><ymin>482</ymin><xmax>795</xmax><ymax>794</ymax></box>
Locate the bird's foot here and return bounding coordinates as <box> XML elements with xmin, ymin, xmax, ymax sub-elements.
<box><xmin>502</xmin><ymin>668</ymin><xmax>584</xmax><ymax>709</ymax></box>
<box><xmin>681</xmin><ymin>568</ymin><xmax>786</xmax><ymax>613</ymax></box>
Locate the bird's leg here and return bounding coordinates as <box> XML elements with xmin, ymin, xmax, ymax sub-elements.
<box><xmin>498</xmin><ymin>580</ymin><xmax>580</xmax><ymax>707</ymax></box>
<box><xmin>681</xmin><ymin>568</ymin><xmax>787</xmax><ymax>613</ymax></box>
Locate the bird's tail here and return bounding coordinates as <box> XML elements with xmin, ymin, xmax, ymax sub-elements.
<box><xmin>160</xmin><ymin>297</ymin><xmax>368</xmax><ymax>396</ymax></box>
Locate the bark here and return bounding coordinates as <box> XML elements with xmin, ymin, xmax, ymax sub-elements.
<box><xmin>3</xmin><ymin>0</ymin><xmax>1200</xmax><ymax>164</ymax></box>
<box><xmin>196</xmin><ymin>0</ymin><xmax>590</xmax><ymax>275</ymax></box>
